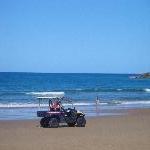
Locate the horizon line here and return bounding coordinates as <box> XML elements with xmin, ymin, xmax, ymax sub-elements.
<box><xmin>0</xmin><ymin>71</ymin><xmax>143</xmax><ymax>74</ymax></box>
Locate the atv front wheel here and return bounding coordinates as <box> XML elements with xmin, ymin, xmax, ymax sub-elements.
<box><xmin>40</xmin><ymin>117</ymin><xmax>49</xmax><ymax>128</ymax></box>
<box><xmin>76</xmin><ymin>116</ymin><xmax>86</xmax><ymax>127</ymax></box>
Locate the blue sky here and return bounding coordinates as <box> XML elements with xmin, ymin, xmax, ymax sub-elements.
<box><xmin>0</xmin><ymin>0</ymin><xmax>150</xmax><ymax>73</ymax></box>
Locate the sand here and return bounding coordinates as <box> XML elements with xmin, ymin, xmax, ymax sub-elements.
<box><xmin>0</xmin><ymin>109</ymin><xmax>150</xmax><ymax>150</ymax></box>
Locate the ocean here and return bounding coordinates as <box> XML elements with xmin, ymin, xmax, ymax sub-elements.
<box><xmin>0</xmin><ymin>72</ymin><xmax>150</xmax><ymax>120</ymax></box>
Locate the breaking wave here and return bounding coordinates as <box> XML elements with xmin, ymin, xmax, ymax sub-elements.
<box><xmin>0</xmin><ymin>88</ymin><xmax>150</xmax><ymax>97</ymax></box>
<box><xmin>26</xmin><ymin>88</ymin><xmax>150</xmax><ymax>94</ymax></box>
<box><xmin>144</xmin><ymin>88</ymin><xmax>150</xmax><ymax>92</ymax></box>
<box><xmin>1</xmin><ymin>100</ymin><xmax>150</xmax><ymax>108</ymax></box>
<box><xmin>0</xmin><ymin>103</ymin><xmax>39</xmax><ymax>108</ymax></box>
<box><xmin>26</xmin><ymin>92</ymin><xmax>57</xmax><ymax>95</ymax></box>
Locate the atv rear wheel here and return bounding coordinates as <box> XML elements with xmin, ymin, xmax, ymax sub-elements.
<box><xmin>76</xmin><ymin>116</ymin><xmax>86</xmax><ymax>127</ymax></box>
<box><xmin>40</xmin><ymin>117</ymin><xmax>49</xmax><ymax>128</ymax></box>
<box><xmin>48</xmin><ymin>118</ymin><xmax>59</xmax><ymax>128</ymax></box>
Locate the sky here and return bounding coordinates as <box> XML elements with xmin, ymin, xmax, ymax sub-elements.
<box><xmin>0</xmin><ymin>0</ymin><xmax>150</xmax><ymax>73</ymax></box>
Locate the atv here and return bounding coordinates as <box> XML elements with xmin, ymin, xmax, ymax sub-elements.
<box><xmin>37</xmin><ymin>92</ymin><xmax>86</xmax><ymax>128</ymax></box>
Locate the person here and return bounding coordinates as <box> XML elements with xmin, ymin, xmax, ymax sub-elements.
<box><xmin>50</xmin><ymin>100</ymin><xmax>61</xmax><ymax>111</ymax></box>
<box><xmin>95</xmin><ymin>96</ymin><xmax>100</xmax><ymax>105</ymax></box>
<box><xmin>95</xmin><ymin>96</ymin><xmax>100</xmax><ymax>115</ymax></box>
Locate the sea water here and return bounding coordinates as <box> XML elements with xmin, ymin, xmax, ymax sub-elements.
<box><xmin>0</xmin><ymin>72</ymin><xmax>150</xmax><ymax>120</ymax></box>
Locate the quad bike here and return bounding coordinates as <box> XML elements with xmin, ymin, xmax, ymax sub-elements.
<box><xmin>37</xmin><ymin>92</ymin><xmax>86</xmax><ymax>128</ymax></box>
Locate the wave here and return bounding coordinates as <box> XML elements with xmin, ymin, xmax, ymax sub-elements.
<box><xmin>0</xmin><ymin>102</ymin><xmax>95</xmax><ymax>108</ymax></box>
<box><xmin>26</xmin><ymin>92</ymin><xmax>53</xmax><ymax>95</ymax></box>
<box><xmin>76</xmin><ymin>100</ymin><xmax>150</xmax><ymax>106</ymax></box>
<box><xmin>0</xmin><ymin>103</ymin><xmax>39</xmax><ymax>108</ymax></box>
<box><xmin>0</xmin><ymin>91</ymin><xmax>26</xmax><ymax>96</ymax></box>
<box><xmin>0</xmin><ymin>88</ymin><xmax>150</xmax><ymax>97</ymax></box>
<box><xmin>26</xmin><ymin>88</ymin><xmax>150</xmax><ymax>94</ymax></box>
<box><xmin>121</xmin><ymin>101</ymin><xmax>150</xmax><ymax>105</ymax></box>
<box><xmin>144</xmin><ymin>88</ymin><xmax>150</xmax><ymax>92</ymax></box>
<box><xmin>62</xmin><ymin>88</ymin><xmax>150</xmax><ymax>93</ymax></box>
<box><xmin>1</xmin><ymin>100</ymin><xmax>150</xmax><ymax>108</ymax></box>
<box><xmin>26</xmin><ymin>92</ymin><xmax>64</xmax><ymax>97</ymax></box>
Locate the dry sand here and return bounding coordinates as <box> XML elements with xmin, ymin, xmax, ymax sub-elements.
<box><xmin>0</xmin><ymin>109</ymin><xmax>150</xmax><ymax>150</ymax></box>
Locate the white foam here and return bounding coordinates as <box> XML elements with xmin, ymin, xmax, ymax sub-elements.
<box><xmin>0</xmin><ymin>103</ymin><xmax>39</xmax><ymax>108</ymax></box>
<box><xmin>144</xmin><ymin>88</ymin><xmax>150</xmax><ymax>92</ymax></box>
<box><xmin>121</xmin><ymin>101</ymin><xmax>150</xmax><ymax>105</ymax></box>
<box><xmin>64</xmin><ymin>102</ymin><xmax>110</xmax><ymax>106</ymax></box>
<box><xmin>26</xmin><ymin>92</ymin><xmax>65</xmax><ymax>97</ymax></box>
<box><xmin>100</xmin><ymin>102</ymin><xmax>108</xmax><ymax>105</ymax></box>
<box><xmin>1</xmin><ymin>100</ymin><xmax>150</xmax><ymax>108</ymax></box>
<box><xmin>74</xmin><ymin>102</ymin><xmax>95</xmax><ymax>106</ymax></box>
<box><xmin>117</xmin><ymin>89</ymin><xmax>122</xmax><ymax>91</ymax></box>
<box><xmin>0</xmin><ymin>102</ymin><xmax>97</xmax><ymax>108</ymax></box>
<box><xmin>75</xmin><ymin>88</ymin><xmax>83</xmax><ymax>91</ymax></box>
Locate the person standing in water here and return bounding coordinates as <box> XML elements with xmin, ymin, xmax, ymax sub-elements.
<box><xmin>95</xmin><ymin>96</ymin><xmax>100</xmax><ymax>115</ymax></box>
<box><xmin>95</xmin><ymin>96</ymin><xmax>100</xmax><ymax>105</ymax></box>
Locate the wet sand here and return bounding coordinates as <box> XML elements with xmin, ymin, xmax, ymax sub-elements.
<box><xmin>0</xmin><ymin>109</ymin><xmax>150</xmax><ymax>150</ymax></box>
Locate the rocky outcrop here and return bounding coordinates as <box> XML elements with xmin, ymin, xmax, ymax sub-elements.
<box><xmin>139</xmin><ymin>72</ymin><xmax>150</xmax><ymax>78</ymax></box>
<box><xmin>129</xmin><ymin>72</ymin><xmax>150</xmax><ymax>79</ymax></box>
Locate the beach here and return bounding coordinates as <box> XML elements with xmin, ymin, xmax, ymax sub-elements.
<box><xmin>0</xmin><ymin>108</ymin><xmax>150</xmax><ymax>150</ymax></box>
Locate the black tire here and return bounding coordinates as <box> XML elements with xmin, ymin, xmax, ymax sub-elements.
<box><xmin>48</xmin><ymin>118</ymin><xmax>59</xmax><ymax>128</ymax></box>
<box><xmin>76</xmin><ymin>116</ymin><xmax>86</xmax><ymax>127</ymax></box>
<box><xmin>40</xmin><ymin>117</ymin><xmax>49</xmax><ymax>128</ymax></box>
<box><xmin>67</xmin><ymin>123</ymin><xmax>76</xmax><ymax>127</ymax></box>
